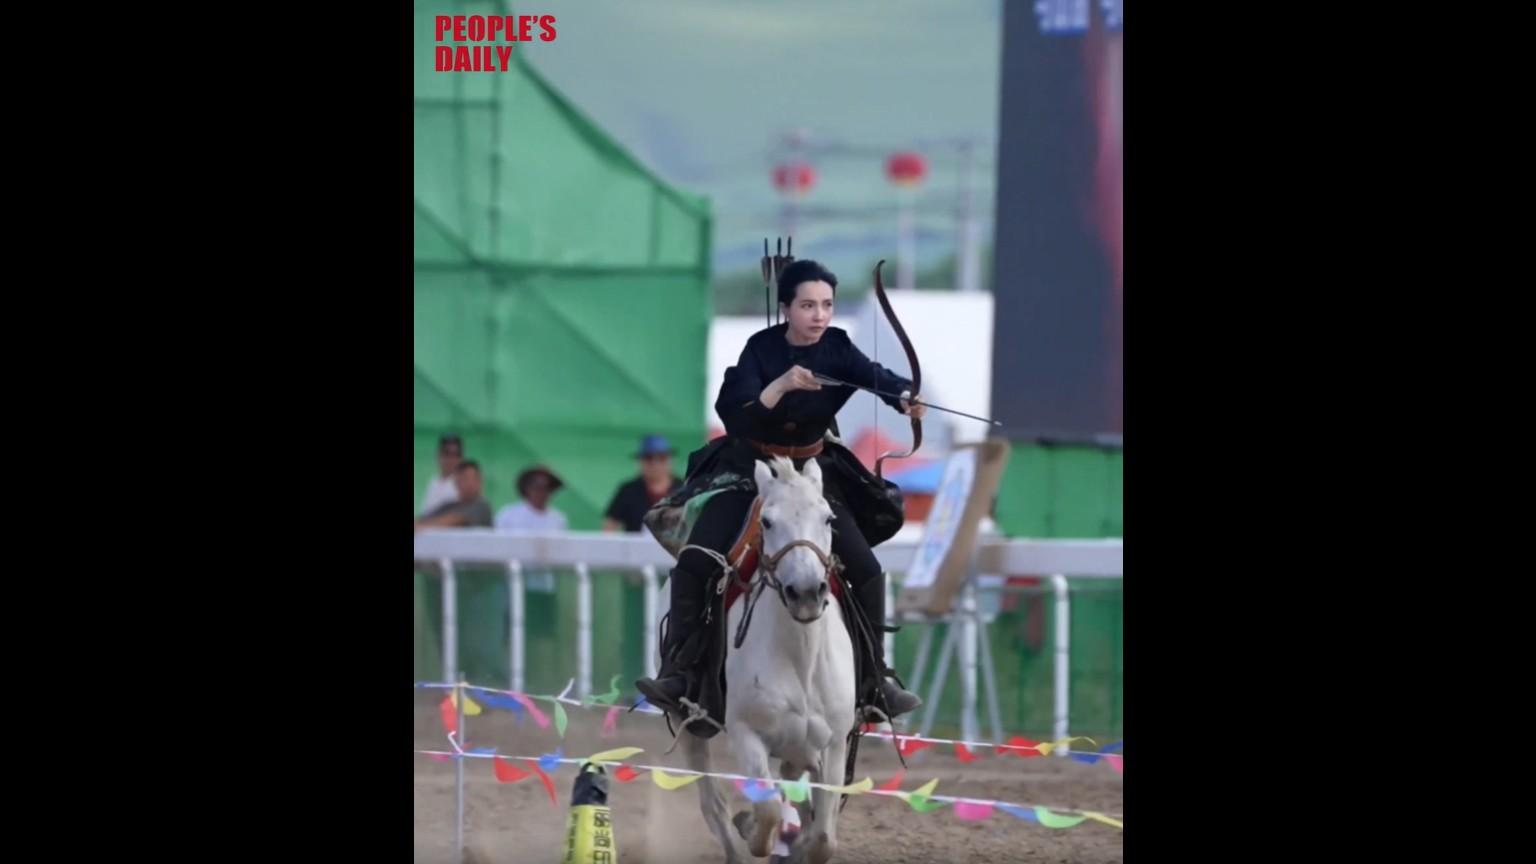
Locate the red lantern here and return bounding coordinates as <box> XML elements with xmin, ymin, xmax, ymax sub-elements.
<box><xmin>771</xmin><ymin>162</ymin><xmax>817</xmax><ymax>197</ymax></box>
<box><xmin>885</xmin><ymin>152</ymin><xmax>928</xmax><ymax>187</ymax></box>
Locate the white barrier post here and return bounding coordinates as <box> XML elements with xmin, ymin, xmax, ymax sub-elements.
<box><xmin>959</xmin><ymin>578</ymin><xmax>980</xmax><ymax>744</ymax></box>
<box><xmin>977</xmin><ymin>606</ymin><xmax>1005</xmax><ymax>744</ymax></box>
<box><xmin>641</xmin><ymin>565</ymin><xmax>659</xmax><ymax>680</ymax></box>
<box><xmin>1050</xmin><ymin>573</ymin><xmax>1071</xmax><ymax>756</ymax></box>
<box><xmin>441</xmin><ymin>559</ymin><xmax>458</xmax><ymax>685</ymax></box>
<box><xmin>508</xmin><ymin>560</ymin><xmax>525</xmax><ymax>692</ymax></box>
<box><xmin>575</xmin><ymin>562</ymin><xmax>592</xmax><ymax>699</ymax></box>
<box><xmin>884</xmin><ymin>573</ymin><xmax>896</xmax><ymax>674</ymax></box>
<box><xmin>410</xmin><ymin>533</ymin><xmax>1123</xmax><ymax>736</ymax></box>
<box><xmin>454</xmin><ymin>673</ymin><xmax>466</xmax><ymax>864</ymax></box>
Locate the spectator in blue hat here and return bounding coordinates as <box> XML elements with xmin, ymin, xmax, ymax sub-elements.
<box><xmin>602</xmin><ymin>434</ymin><xmax>683</xmax><ymax>533</ymax></box>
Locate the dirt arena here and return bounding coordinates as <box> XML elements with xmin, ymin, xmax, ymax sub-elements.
<box><xmin>413</xmin><ymin>693</ymin><xmax>1122</xmax><ymax>863</ymax></box>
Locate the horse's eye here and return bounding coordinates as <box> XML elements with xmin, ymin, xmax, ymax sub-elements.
<box><xmin>761</xmin><ymin>518</ymin><xmax>773</xmax><ymax>531</ymax></box>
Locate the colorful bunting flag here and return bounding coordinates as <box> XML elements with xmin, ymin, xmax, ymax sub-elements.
<box><xmin>954</xmin><ymin>801</ymin><xmax>995</xmax><ymax>821</ymax></box>
<box><xmin>651</xmin><ymin>768</ymin><xmax>702</xmax><ymax>790</ymax></box>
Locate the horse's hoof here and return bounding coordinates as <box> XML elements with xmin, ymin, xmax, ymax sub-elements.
<box><xmin>805</xmin><ymin>832</ymin><xmax>836</xmax><ymax>864</ymax></box>
<box><xmin>747</xmin><ymin>800</ymin><xmax>781</xmax><ymax>858</ymax></box>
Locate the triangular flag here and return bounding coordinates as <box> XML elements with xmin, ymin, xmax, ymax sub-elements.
<box><xmin>1102</xmin><ymin>741</ymin><xmax>1123</xmax><ymax>753</ymax></box>
<box><xmin>511</xmin><ymin>693</ymin><xmax>549</xmax><ymax>728</ymax></box>
<box><xmin>825</xmin><ymin>777</ymin><xmax>873</xmax><ymax>795</ymax></box>
<box><xmin>1105</xmin><ymin>754</ymin><xmax>1124</xmax><ymax>773</ymax></box>
<box><xmin>450</xmin><ymin>689</ymin><xmax>483</xmax><ymax>716</ymax></box>
<box><xmin>1034</xmin><ymin>807</ymin><xmax>1089</xmax><ymax>829</ymax></box>
<box><xmin>438</xmin><ymin>697</ymin><xmax>458</xmax><ymax>735</ymax></box>
<box><xmin>1083</xmin><ymin>811</ymin><xmax>1123</xmax><ymax>829</ymax></box>
<box><xmin>471</xmin><ymin>690</ymin><xmax>525</xmax><ymax>714</ymax></box>
<box><xmin>898</xmin><ymin>736</ymin><xmax>933</xmax><ymax>758</ymax></box>
<box><xmin>585</xmin><ymin>747</ymin><xmax>643</xmax><ymax>765</ymax></box>
<box><xmin>903</xmin><ymin>778</ymin><xmax>947</xmax><ymax>813</ymax></box>
<box><xmin>492</xmin><ymin>755</ymin><xmax>529</xmax><ymax>783</ymax></box>
<box><xmin>996</xmin><ymin>803</ymin><xmax>1037</xmax><ymax>822</ymax></box>
<box><xmin>538</xmin><ymin>748</ymin><xmax>563</xmax><ymax>772</ymax></box>
<box><xmin>954</xmin><ymin>742</ymin><xmax>978</xmax><ymax>763</ymax></box>
<box><xmin>738</xmin><ymin>778</ymin><xmax>778</xmax><ymax>802</ymax></box>
<box><xmin>907</xmin><ymin>794</ymin><xmax>948</xmax><ymax>813</ymax></box>
<box><xmin>613</xmin><ymin>764</ymin><xmax>640</xmax><ymax>783</ymax></box>
<box><xmin>526</xmin><ymin>760</ymin><xmax>558</xmax><ymax>804</ymax></box>
<box><xmin>783</xmin><ymin>772</ymin><xmax>811</xmax><ymax>803</ymax></box>
<box><xmin>587</xmin><ymin>674</ymin><xmax>622</xmax><ymax>705</ymax></box>
<box><xmin>549</xmin><ymin>701</ymin><xmax>569</xmax><ymax>738</ymax></box>
<box><xmin>877</xmin><ymin>770</ymin><xmax>906</xmax><ymax>792</ymax></box>
<box><xmin>1036</xmin><ymin>736</ymin><xmax>1097</xmax><ymax>756</ymax></box>
<box><xmin>953</xmin><ymin>801</ymin><xmax>994</xmax><ymax>821</ymax></box>
<box><xmin>997</xmin><ymin>735</ymin><xmax>1039</xmax><ymax>757</ymax></box>
<box><xmin>602</xmin><ymin>706</ymin><xmax>620</xmax><ymax>737</ymax></box>
<box><xmin>651</xmin><ymin>769</ymin><xmax>703</xmax><ymax>790</ymax></box>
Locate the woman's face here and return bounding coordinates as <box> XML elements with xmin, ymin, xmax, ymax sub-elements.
<box><xmin>782</xmin><ymin>280</ymin><xmax>834</xmax><ymax>343</ymax></box>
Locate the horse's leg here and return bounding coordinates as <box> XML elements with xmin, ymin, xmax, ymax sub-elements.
<box><xmin>775</xmin><ymin>760</ymin><xmax>810</xmax><ymax>853</ymax></box>
<box><xmin>780</xmin><ymin>760</ymin><xmax>811</xmax><ymax>823</ymax></box>
<box><xmin>798</xmin><ymin>728</ymin><xmax>847</xmax><ymax>860</ymax></box>
<box><xmin>728</xmin><ymin>728</ymin><xmax>781</xmax><ymax>857</ymax></box>
<box><xmin>684</xmin><ymin>732</ymin><xmax>743</xmax><ymax>864</ymax></box>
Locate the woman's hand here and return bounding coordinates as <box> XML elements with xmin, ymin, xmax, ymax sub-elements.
<box><xmin>761</xmin><ymin>365</ymin><xmax>821</xmax><ymax>408</ymax></box>
<box><xmin>899</xmin><ymin>391</ymin><xmax>928</xmax><ymax>420</ymax></box>
<box><xmin>777</xmin><ymin>365</ymin><xmax>822</xmax><ymax>393</ymax></box>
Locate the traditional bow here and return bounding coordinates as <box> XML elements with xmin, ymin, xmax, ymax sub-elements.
<box><xmin>871</xmin><ymin>259</ymin><xmax>921</xmax><ymax>479</ymax></box>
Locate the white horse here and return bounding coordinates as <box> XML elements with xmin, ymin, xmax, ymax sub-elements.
<box><xmin>682</xmin><ymin>456</ymin><xmax>857</xmax><ymax>864</ymax></box>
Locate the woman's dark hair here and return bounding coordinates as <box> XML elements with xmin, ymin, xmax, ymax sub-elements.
<box><xmin>777</xmin><ymin>259</ymin><xmax>838</xmax><ymax>306</ymax></box>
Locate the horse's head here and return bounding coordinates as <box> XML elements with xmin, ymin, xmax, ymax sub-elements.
<box><xmin>753</xmin><ymin>456</ymin><xmax>837</xmax><ymax>624</ymax></box>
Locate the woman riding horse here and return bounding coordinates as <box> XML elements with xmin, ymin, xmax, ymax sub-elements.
<box><xmin>637</xmin><ymin>259</ymin><xmax>924</xmax><ymax>720</ymax></box>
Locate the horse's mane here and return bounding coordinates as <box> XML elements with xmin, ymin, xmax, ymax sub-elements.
<box><xmin>763</xmin><ymin>455</ymin><xmax>818</xmax><ymax>498</ymax></box>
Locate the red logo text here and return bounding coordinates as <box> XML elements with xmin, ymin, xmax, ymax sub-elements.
<box><xmin>434</xmin><ymin>14</ymin><xmax>557</xmax><ymax>72</ymax></box>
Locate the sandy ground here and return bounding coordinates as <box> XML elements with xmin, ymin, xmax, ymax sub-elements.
<box><xmin>413</xmin><ymin>693</ymin><xmax>1122</xmax><ymax>864</ymax></box>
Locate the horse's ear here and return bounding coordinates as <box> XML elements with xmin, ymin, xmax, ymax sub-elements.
<box><xmin>801</xmin><ymin>457</ymin><xmax>823</xmax><ymax>492</ymax></box>
<box><xmin>754</xmin><ymin>459</ymin><xmax>777</xmax><ymax>491</ymax></box>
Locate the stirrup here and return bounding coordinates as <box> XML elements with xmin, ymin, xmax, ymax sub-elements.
<box><xmin>635</xmin><ymin>674</ymin><xmax>688</xmax><ymax>710</ymax></box>
<box><xmin>879</xmin><ymin>678</ymin><xmax>922</xmax><ymax>718</ymax></box>
<box><xmin>661</xmin><ymin>697</ymin><xmax>726</xmax><ymax>755</ymax></box>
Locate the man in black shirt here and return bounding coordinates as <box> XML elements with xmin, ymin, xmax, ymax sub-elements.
<box><xmin>602</xmin><ymin>435</ymin><xmax>682</xmax><ymax>533</ymax></box>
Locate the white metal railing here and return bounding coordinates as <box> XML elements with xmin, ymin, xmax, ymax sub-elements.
<box><xmin>413</xmin><ymin>530</ymin><xmax>1122</xmax><ymax>743</ymax></box>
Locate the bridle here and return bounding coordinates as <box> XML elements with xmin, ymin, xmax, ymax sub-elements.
<box><xmin>732</xmin><ymin>507</ymin><xmax>843</xmax><ymax>650</ymax></box>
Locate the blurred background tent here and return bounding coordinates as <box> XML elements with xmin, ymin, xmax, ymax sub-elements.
<box><xmin>414</xmin><ymin>0</ymin><xmax>710</xmax><ymax>689</ymax></box>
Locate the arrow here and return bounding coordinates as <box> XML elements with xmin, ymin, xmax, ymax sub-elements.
<box><xmin>812</xmin><ymin>374</ymin><xmax>1002</xmax><ymax>427</ymax></box>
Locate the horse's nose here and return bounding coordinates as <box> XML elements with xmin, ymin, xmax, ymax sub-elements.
<box><xmin>817</xmin><ymin>580</ymin><xmax>829</xmax><ymax>599</ymax></box>
<box><xmin>785</xmin><ymin>584</ymin><xmax>800</xmax><ymax>602</ymax></box>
